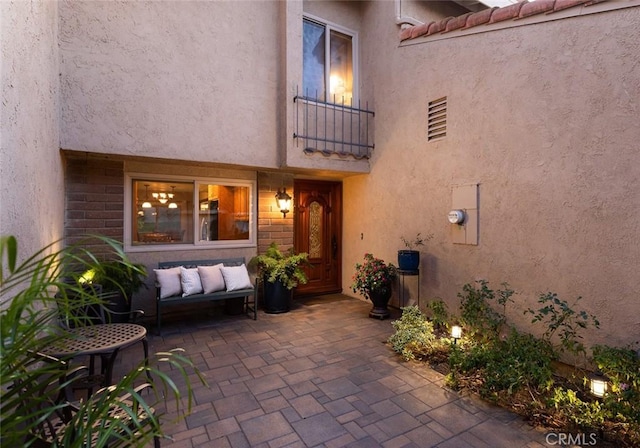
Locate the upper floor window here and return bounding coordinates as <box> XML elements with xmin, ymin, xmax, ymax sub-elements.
<box><xmin>303</xmin><ymin>17</ymin><xmax>356</xmax><ymax>106</ymax></box>
<box><xmin>129</xmin><ymin>176</ymin><xmax>254</xmax><ymax>250</ymax></box>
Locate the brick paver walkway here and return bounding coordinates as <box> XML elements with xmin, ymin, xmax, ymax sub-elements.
<box><xmin>116</xmin><ymin>294</ymin><xmax>549</xmax><ymax>447</ymax></box>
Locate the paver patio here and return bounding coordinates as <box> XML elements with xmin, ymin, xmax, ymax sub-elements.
<box><xmin>114</xmin><ymin>294</ymin><xmax>549</xmax><ymax>447</ymax></box>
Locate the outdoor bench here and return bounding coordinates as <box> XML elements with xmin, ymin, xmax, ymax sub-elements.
<box><xmin>154</xmin><ymin>258</ymin><xmax>257</xmax><ymax>334</ymax></box>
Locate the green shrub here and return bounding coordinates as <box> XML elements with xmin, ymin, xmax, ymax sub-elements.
<box><xmin>592</xmin><ymin>345</ymin><xmax>640</xmax><ymax>426</ymax></box>
<box><xmin>448</xmin><ymin>328</ymin><xmax>555</xmax><ymax>399</ymax></box>
<box><xmin>389</xmin><ymin>279</ymin><xmax>638</xmax><ymax>447</ymax></box>
<box><xmin>388</xmin><ymin>306</ymin><xmax>449</xmax><ymax>362</ymax></box>
<box><xmin>525</xmin><ymin>292</ymin><xmax>599</xmax><ymax>357</ymax></box>
<box><xmin>425</xmin><ymin>299</ymin><xmax>449</xmax><ymax>331</ymax></box>
<box><xmin>550</xmin><ymin>387</ymin><xmax>607</xmax><ymax>428</ymax></box>
<box><xmin>458</xmin><ymin>280</ymin><xmax>514</xmax><ymax>342</ymax></box>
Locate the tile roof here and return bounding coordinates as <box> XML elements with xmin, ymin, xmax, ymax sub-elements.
<box><xmin>400</xmin><ymin>0</ymin><xmax>609</xmax><ymax>41</ymax></box>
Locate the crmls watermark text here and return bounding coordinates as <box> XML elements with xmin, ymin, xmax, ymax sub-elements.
<box><xmin>545</xmin><ymin>432</ymin><xmax>599</xmax><ymax>446</ymax></box>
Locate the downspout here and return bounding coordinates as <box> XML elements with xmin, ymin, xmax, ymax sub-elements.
<box><xmin>395</xmin><ymin>0</ymin><xmax>423</xmax><ymax>27</ymax></box>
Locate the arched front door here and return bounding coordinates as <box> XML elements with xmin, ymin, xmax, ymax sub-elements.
<box><xmin>294</xmin><ymin>180</ymin><xmax>342</xmax><ymax>296</ymax></box>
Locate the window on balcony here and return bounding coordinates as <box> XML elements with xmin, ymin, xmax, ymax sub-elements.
<box><xmin>130</xmin><ymin>177</ymin><xmax>254</xmax><ymax>249</ymax></box>
<box><xmin>303</xmin><ymin>17</ymin><xmax>356</xmax><ymax>106</ymax></box>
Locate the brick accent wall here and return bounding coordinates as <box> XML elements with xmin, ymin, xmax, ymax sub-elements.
<box><xmin>63</xmin><ymin>160</ymin><xmax>296</xmax><ymax>258</ymax></box>
<box><xmin>257</xmin><ymin>172</ymin><xmax>294</xmax><ymax>253</ymax></box>
<box><xmin>64</xmin><ymin>155</ymin><xmax>124</xmax><ymax>259</ymax></box>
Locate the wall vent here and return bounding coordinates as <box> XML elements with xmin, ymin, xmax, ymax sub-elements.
<box><xmin>427</xmin><ymin>96</ymin><xmax>447</xmax><ymax>141</ymax></box>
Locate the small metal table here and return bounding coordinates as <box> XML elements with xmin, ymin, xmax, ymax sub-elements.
<box><xmin>44</xmin><ymin>323</ymin><xmax>149</xmax><ymax>390</ymax></box>
<box><xmin>397</xmin><ymin>269</ymin><xmax>420</xmax><ymax>308</ymax></box>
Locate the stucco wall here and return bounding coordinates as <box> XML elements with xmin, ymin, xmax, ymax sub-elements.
<box><xmin>344</xmin><ymin>2</ymin><xmax>640</xmax><ymax>350</ymax></box>
<box><xmin>59</xmin><ymin>0</ymin><xmax>280</xmax><ymax>169</ymax></box>
<box><xmin>0</xmin><ymin>1</ymin><xmax>64</xmax><ymax>259</ymax></box>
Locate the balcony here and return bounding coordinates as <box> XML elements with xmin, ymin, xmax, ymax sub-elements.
<box><xmin>293</xmin><ymin>90</ymin><xmax>374</xmax><ymax>160</ymax></box>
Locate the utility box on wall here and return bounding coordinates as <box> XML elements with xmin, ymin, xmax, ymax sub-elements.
<box><xmin>450</xmin><ymin>183</ymin><xmax>479</xmax><ymax>245</ymax></box>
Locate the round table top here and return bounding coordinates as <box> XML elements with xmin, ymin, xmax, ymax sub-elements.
<box><xmin>45</xmin><ymin>323</ymin><xmax>147</xmax><ymax>357</ymax></box>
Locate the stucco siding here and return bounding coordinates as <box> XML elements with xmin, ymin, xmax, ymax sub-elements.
<box><xmin>344</xmin><ymin>2</ymin><xmax>640</xmax><ymax>350</ymax></box>
<box><xmin>59</xmin><ymin>1</ymin><xmax>279</xmax><ymax>169</ymax></box>
<box><xmin>1</xmin><ymin>0</ymin><xmax>63</xmax><ymax>258</ymax></box>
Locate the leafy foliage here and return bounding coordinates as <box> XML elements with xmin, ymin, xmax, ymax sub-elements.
<box><xmin>525</xmin><ymin>293</ymin><xmax>599</xmax><ymax>356</ymax></box>
<box><xmin>425</xmin><ymin>299</ymin><xmax>449</xmax><ymax>331</ymax></box>
<box><xmin>591</xmin><ymin>345</ymin><xmax>640</xmax><ymax>426</ymax></box>
<box><xmin>550</xmin><ymin>388</ymin><xmax>607</xmax><ymax>427</ymax></box>
<box><xmin>1</xmin><ymin>235</ymin><xmax>205</xmax><ymax>447</ymax></box>
<box><xmin>388</xmin><ymin>306</ymin><xmax>449</xmax><ymax>362</ymax></box>
<box><xmin>400</xmin><ymin>232</ymin><xmax>433</xmax><ymax>250</ymax></box>
<box><xmin>89</xmin><ymin>259</ymin><xmax>148</xmax><ymax>299</ymax></box>
<box><xmin>448</xmin><ymin>328</ymin><xmax>556</xmax><ymax>399</ymax></box>
<box><xmin>387</xmin><ymin>279</ymin><xmax>639</xmax><ymax>447</ymax></box>
<box><xmin>458</xmin><ymin>280</ymin><xmax>514</xmax><ymax>342</ymax></box>
<box><xmin>249</xmin><ymin>242</ymin><xmax>309</xmax><ymax>290</ymax></box>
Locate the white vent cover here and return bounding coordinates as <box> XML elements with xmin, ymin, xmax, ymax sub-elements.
<box><xmin>427</xmin><ymin>97</ymin><xmax>447</xmax><ymax>141</ymax></box>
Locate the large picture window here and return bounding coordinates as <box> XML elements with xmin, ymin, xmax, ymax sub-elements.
<box><xmin>130</xmin><ymin>177</ymin><xmax>254</xmax><ymax>249</ymax></box>
<box><xmin>303</xmin><ymin>17</ymin><xmax>356</xmax><ymax>106</ymax></box>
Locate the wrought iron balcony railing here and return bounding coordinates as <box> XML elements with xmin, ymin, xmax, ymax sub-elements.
<box><xmin>293</xmin><ymin>89</ymin><xmax>374</xmax><ymax>160</ymax></box>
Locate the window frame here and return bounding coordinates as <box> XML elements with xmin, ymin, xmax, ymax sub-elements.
<box><xmin>125</xmin><ymin>173</ymin><xmax>256</xmax><ymax>252</ymax></box>
<box><xmin>303</xmin><ymin>13</ymin><xmax>359</xmax><ymax>106</ymax></box>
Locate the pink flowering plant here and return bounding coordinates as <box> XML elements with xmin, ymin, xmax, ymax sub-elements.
<box><xmin>351</xmin><ymin>253</ymin><xmax>398</xmax><ymax>299</ymax></box>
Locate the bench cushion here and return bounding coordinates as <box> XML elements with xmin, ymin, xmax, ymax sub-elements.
<box><xmin>220</xmin><ymin>264</ymin><xmax>252</xmax><ymax>291</ymax></box>
<box><xmin>198</xmin><ymin>264</ymin><xmax>225</xmax><ymax>293</ymax></box>
<box><xmin>180</xmin><ymin>267</ymin><xmax>203</xmax><ymax>297</ymax></box>
<box><xmin>154</xmin><ymin>267</ymin><xmax>182</xmax><ymax>299</ymax></box>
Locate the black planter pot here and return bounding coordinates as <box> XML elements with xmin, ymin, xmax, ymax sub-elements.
<box><xmin>397</xmin><ymin>250</ymin><xmax>420</xmax><ymax>271</ymax></box>
<box><xmin>263</xmin><ymin>278</ymin><xmax>292</xmax><ymax>314</ymax></box>
<box><xmin>102</xmin><ymin>290</ymin><xmax>133</xmax><ymax>323</ymax></box>
<box><xmin>368</xmin><ymin>287</ymin><xmax>392</xmax><ymax>319</ymax></box>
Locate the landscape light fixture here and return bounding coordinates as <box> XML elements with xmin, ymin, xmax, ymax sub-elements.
<box><xmin>275</xmin><ymin>188</ymin><xmax>292</xmax><ymax>217</ymax></box>
<box><xmin>589</xmin><ymin>370</ymin><xmax>609</xmax><ymax>398</ymax></box>
<box><xmin>451</xmin><ymin>325</ymin><xmax>462</xmax><ymax>344</ymax></box>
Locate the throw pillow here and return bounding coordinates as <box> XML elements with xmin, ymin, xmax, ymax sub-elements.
<box><xmin>180</xmin><ymin>267</ymin><xmax>203</xmax><ymax>297</ymax></box>
<box><xmin>220</xmin><ymin>264</ymin><xmax>253</xmax><ymax>291</ymax></box>
<box><xmin>198</xmin><ymin>264</ymin><xmax>225</xmax><ymax>294</ymax></box>
<box><xmin>153</xmin><ymin>267</ymin><xmax>182</xmax><ymax>299</ymax></box>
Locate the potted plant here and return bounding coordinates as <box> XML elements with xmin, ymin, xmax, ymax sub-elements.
<box><xmin>351</xmin><ymin>253</ymin><xmax>398</xmax><ymax>319</ymax></box>
<box><xmin>85</xmin><ymin>259</ymin><xmax>148</xmax><ymax>323</ymax></box>
<box><xmin>1</xmin><ymin>235</ymin><xmax>202</xmax><ymax>447</ymax></box>
<box><xmin>398</xmin><ymin>232</ymin><xmax>433</xmax><ymax>271</ymax></box>
<box><xmin>249</xmin><ymin>242</ymin><xmax>309</xmax><ymax>314</ymax></box>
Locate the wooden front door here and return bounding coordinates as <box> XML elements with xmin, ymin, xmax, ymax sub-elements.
<box><xmin>294</xmin><ymin>180</ymin><xmax>342</xmax><ymax>296</ymax></box>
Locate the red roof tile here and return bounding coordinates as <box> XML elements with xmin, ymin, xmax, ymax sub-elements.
<box><xmin>410</xmin><ymin>22</ymin><xmax>431</xmax><ymax>39</ymax></box>
<box><xmin>489</xmin><ymin>1</ymin><xmax>526</xmax><ymax>23</ymax></box>
<box><xmin>553</xmin><ymin>0</ymin><xmax>590</xmax><ymax>12</ymax></box>
<box><xmin>464</xmin><ymin>7</ymin><xmax>496</xmax><ymax>28</ymax></box>
<box><xmin>444</xmin><ymin>12</ymin><xmax>473</xmax><ymax>32</ymax></box>
<box><xmin>430</xmin><ymin>17</ymin><xmax>454</xmax><ymax>35</ymax></box>
<box><xmin>519</xmin><ymin>0</ymin><xmax>555</xmax><ymax>18</ymax></box>
<box><xmin>399</xmin><ymin>0</ymin><xmax>611</xmax><ymax>42</ymax></box>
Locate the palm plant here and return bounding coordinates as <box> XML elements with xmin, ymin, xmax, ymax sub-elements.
<box><xmin>1</xmin><ymin>235</ymin><xmax>205</xmax><ymax>447</ymax></box>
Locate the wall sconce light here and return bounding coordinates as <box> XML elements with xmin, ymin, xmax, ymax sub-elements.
<box><xmin>589</xmin><ymin>371</ymin><xmax>609</xmax><ymax>398</ymax></box>
<box><xmin>141</xmin><ymin>184</ymin><xmax>152</xmax><ymax>209</ymax></box>
<box><xmin>451</xmin><ymin>325</ymin><xmax>462</xmax><ymax>344</ymax></box>
<box><xmin>275</xmin><ymin>188</ymin><xmax>292</xmax><ymax>217</ymax></box>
